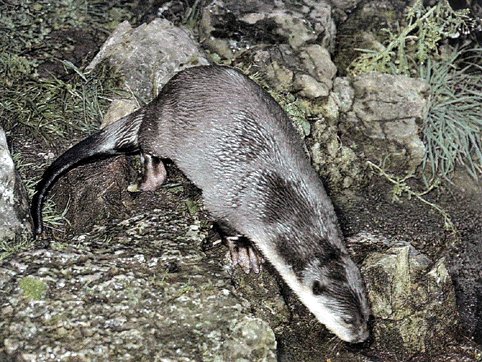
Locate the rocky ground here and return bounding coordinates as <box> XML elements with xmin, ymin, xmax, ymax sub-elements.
<box><xmin>1</xmin><ymin>1</ymin><xmax>481</xmax><ymax>361</ymax></box>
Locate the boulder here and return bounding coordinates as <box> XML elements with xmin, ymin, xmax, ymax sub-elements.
<box><xmin>0</xmin><ymin>128</ymin><xmax>31</xmax><ymax>245</ymax></box>
<box><xmin>347</xmin><ymin>72</ymin><xmax>429</xmax><ymax>174</ymax></box>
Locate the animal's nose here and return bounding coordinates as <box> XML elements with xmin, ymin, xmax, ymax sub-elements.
<box><xmin>351</xmin><ymin>328</ymin><xmax>369</xmax><ymax>344</ymax></box>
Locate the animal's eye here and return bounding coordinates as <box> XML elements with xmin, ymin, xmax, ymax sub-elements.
<box><xmin>342</xmin><ymin>316</ymin><xmax>355</xmax><ymax>325</ymax></box>
<box><xmin>312</xmin><ymin>280</ymin><xmax>325</xmax><ymax>295</ymax></box>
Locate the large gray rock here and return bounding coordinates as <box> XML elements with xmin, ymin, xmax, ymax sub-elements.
<box><xmin>347</xmin><ymin>72</ymin><xmax>428</xmax><ymax>174</ymax></box>
<box><xmin>355</xmin><ymin>233</ymin><xmax>459</xmax><ymax>356</ymax></box>
<box><xmin>0</xmin><ymin>128</ymin><xmax>31</xmax><ymax>245</ymax></box>
<box><xmin>88</xmin><ymin>18</ymin><xmax>209</xmax><ymax>105</ymax></box>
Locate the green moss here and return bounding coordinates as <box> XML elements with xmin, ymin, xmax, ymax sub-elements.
<box><xmin>19</xmin><ymin>276</ymin><xmax>47</xmax><ymax>301</ymax></box>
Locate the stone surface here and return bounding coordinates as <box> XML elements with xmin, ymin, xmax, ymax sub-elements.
<box><xmin>311</xmin><ymin>119</ymin><xmax>363</xmax><ymax>189</ymax></box>
<box><xmin>299</xmin><ymin>45</ymin><xmax>337</xmax><ymax>96</ymax></box>
<box><xmin>101</xmin><ymin>99</ymin><xmax>140</xmax><ymax>128</ymax></box>
<box><xmin>347</xmin><ymin>72</ymin><xmax>429</xmax><ymax>173</ymax></box>
<box><xmin>200</xmin><ymin>0</ymin><xmax>336</xmax><ymax>59</ymax></box>
<box><xmin>328</xmin><ymin>0</ymin><xmax>363</xmax><ymax>11</ymax></box>
<box><xmin>0</xmin><ymin>208</ymin><xmax>277</xmax><ymax>361</ymax></box>
<box><xmin>0</xmin><ymin>128</ymin><xmax>31</xmax><ymax>245</ymax></box>
<box><xmin>87</xmin><ymin>18</ymin><xmax>209</xmax><ymax>103</ymax></box>
<box><xmin>357</xmin><ymin>233</ymin><xmax>460</xmax><ymax>357</ymax></box>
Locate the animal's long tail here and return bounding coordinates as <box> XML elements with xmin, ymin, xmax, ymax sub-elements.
<box><xmin>31</xmin><ymin>110</ymin><xmax>145</xmax><ymax>236</ymax></box>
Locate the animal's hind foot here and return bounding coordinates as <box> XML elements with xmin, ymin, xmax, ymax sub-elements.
<box><xmin>226</xmin><ymin>236</ymin><xmax>264</xmax><ymax>274</ymax></box>
<box><xmin>128</xmin><ymin>154</ymin><xmax>166</xmax><ymax>192</ymax></box>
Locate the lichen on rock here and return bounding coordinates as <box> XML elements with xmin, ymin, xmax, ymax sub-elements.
<box><xmin>362</xmin><ymin>239</ymin><xmax>459</xmax><ymax>356</ymax></box>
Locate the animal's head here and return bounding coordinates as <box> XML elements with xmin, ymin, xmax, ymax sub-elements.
<box><xmin>298</xmin><ymin>251</ymin><xmax>370</xmax><ymax>343</ymax></box>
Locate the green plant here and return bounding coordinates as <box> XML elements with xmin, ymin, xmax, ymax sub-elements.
<box><xmin>0</xmin><ymin>1</ymin><xmax>133</xmax><ymax>58</ymax></box>
<box><xmin>0</xmin><ymin>56</ymin><xmax>125</xmax><ymax>142</ymax></box>
<box><xmin>0</xmin><ymin>235</ymin><xmax>33</xmax><ymax>261</ymax></box>
<box><xmin>367</xmin><ymin>161</ymin><xmax>455</xmax><ymax>232</ymax></box>
<box><xmin>348</xmin><ymin>0</ymin><xmax>474</xmax><ymax>76</ymax></box>
<box><xmin>420</xmin><ymin>48</ymin><xmax>482</xmax><ymax>183</ymax></box>
<box><xmin>183</xmin><ymin>0</ymin><xmax>203</xmax><ymax>29</ymax></box>
<box><xmin>349</xmin><ymin>0</ymin><xmax>480</xmax><ymax>184</ymax></box>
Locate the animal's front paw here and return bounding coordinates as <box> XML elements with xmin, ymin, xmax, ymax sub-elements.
<box><xmin>226</xmin><ymin>236</ymin><xmax>264</xmax><ymax>274</ymax></box>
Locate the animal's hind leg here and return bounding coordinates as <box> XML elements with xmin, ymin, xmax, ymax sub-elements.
<box><xmin>216</xmin><ymin>222</ymin><xmax>265</xmax><ymax>274</ymax></box>
<box><xmin>129</xmin><ymin>153</ymin><xmax>166</xmax><ymax>192</ymax></box>
<box><xmin>139</xmin><ymin>153</ymin><xmax>166</xmax><ymax>191</ymax></box>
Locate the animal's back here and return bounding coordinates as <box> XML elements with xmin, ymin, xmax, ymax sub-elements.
<box><xmin>139</xmin><ymin>66</ymin><xmax>333</xmax><ymax>241</ymax></box>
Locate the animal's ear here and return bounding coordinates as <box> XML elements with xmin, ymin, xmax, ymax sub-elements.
<box><xmin>312</xmin><ymin>280</ymin><xmax>326</xmax><ymax>295</ymax></box>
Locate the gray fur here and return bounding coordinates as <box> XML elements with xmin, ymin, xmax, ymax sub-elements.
<box><xmin>32</xmin><ymin>65</ymin><xmax>370</xmax><ymax>342</ymax></box>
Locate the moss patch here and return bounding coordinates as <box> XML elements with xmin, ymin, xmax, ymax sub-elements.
<box><xmin>19</xmin><ymin>276</ymin><xmax>48</xmax><ymax>301</ymax></box>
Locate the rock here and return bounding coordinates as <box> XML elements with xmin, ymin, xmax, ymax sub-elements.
<box><xmin>294</xmin><ymin>73</ymin><xmax>327</xmax><ymax>99</ymax></box>
<box><xmin>200</xmin><ymin>0</ymin><xmax>336</xmax><ymax>59</ymax></box>
<box><xmin>328</xmin><ymin>0</ymin><xmax>363</xmax><ymax>11</ymax></box>
<box><xmin>347</xmin><ymin>72</ymin><xmax>429</xmax><ymax>174</ymax></box>
<box><xmin>292</xmin><ymin>45</ymin><xmax>337</xmax><ymax>99</ymax></box>
<box><xmin>262</xmin><ymin>59</ymin><xmax>295</xmax><ymax>92</ymax></box>
<box><xmin>0</xmin><ymin>208</ymin><xmax>277</xmax><ymax>360</ymax></box>
<box><xmin>101</xmin><ymin>99</ymin><xmax>139</xmax><ymax>128</ymax></box>
<box><xmin>236</xmin><ymin>44</ymin><xmax>338</xmax><ymax>100</ymax></box>
<box><xmin>299</xmin><ymin>45</ymin><xmax>337</xmax><ymax>94</ymax></box>
<box><xmin>200</xmin><ymin>1</ymin><xmax>338</xmax><ymax>99</ymax></box>
<box><xmin>0</xmin><ymin>128</ymin><xmax>31</xmax><ymax>244</ymax></box>
<box><xmin>310</xmin><ymin>117</ymin><xmax>363</xmax><ymax>190</ymax></box>
<box><xmin>360</xmin><ymin>236</ymin><xmax>459</xmax><ymax>356</ymax></box>
<box><xmin>331</xmin><ymin>77</ymin><xmax>355</xmax><ymax>114</ymax></box>
<box><xmin>216</xmin><ymin>316</ymin><xmax>277</xmax><ymax>361</ymax></box>
<box><xmin>87</xmin><ymin>18</ymin><xmax>209</xmax><ymax>103</ymax></box>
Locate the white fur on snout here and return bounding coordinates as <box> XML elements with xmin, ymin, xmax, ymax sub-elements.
<box><xmin>253</xmin><ymin>241</ymin><xmax>360</xmax><ymax>342</ymax></box>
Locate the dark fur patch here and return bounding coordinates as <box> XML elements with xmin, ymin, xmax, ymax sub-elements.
<box><xmin>314</xmin><ymin>243</ymin><xmax>341</xmax><ymax>266</ymax></box>
<box><xmin>312</xmin><ymin>280</ymin><xmax>325</xmax><ymax>296</ymax></box>
<box><xmin>235</xmin><ymin>114</ymin><xmax>273</xmax><ymax>162</ymax></box>
<box><xmin>275</xmin><ymin>234</ymin><xmax>313</xmax><ymax>277</ymax></box>
<box><xmin>259</xmin><ymin>171</ymin><xmax>313</xmax><ymax>228</ymax></box>
<box><xmin>325</xmin><ymin>261</ymin><xmax>348</xmax><ymax>283</ymax></box>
